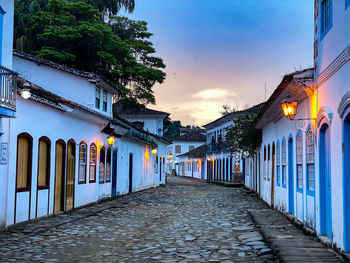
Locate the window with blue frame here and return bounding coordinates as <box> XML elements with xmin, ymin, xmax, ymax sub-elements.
<box><xmin>0</xmin><ymin>6</ymin><xmax>5</xmax><ymax>65</ymax></box>
<box><xmin>276</xmin><ymin>141</ymin><xmax>281</xmax><ymax>185</ymax></box>
<box><xmin>306</xmin><ymin>130</ymin><xmax>315</xmax><ymax>191</ymax></box>
<box><xmin>296</xmin><ymin>134</ymin><xmax>303</xmax><ymax>190</ymax></box>
<box><xmin>282</xmin><ymin>140</ymin><xmax>286</xmax><ymax>187</ymax></box>
<box><xmin>321</xmin><ymin>0</ymin><xmax>332</xmax><ymax>38</ymax></box>
<box><xmin>346</xmin><ymin>0</ymin><xmax>350</xmax><ymax>9</ymax></box>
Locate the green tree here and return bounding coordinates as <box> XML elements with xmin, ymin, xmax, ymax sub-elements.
<box><xmin>14</xmin><ymin>0</ymin><xmax>165</xmax><ymax>105</ymax></box>
<box><xmin>225</xmin><ymin>112</ymin><xmax>262</xmax><ymax>156</ymax></box>
<box><xmin>84</xmin><ymin>0</ymin><xmax>135</xmax><ymax>16</ymax></box>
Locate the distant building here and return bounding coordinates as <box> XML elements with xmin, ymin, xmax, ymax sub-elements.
<box><xmin>179</xmin><ymin>126</ymin><xmax>206</xmax><ymax>136</ymax></box>
<box><xmin>177</xmin><ymin>144</ymin><xmax>206</xmax><ymax>179</ymax></box>
<box><xmin>114</xmin><ymin>100</ymin><xmax>170</xmax><ymax>137</ymax></box>
<box><xmin>167</xmin><ymin>131</ymin><xmax>206</xmax><ymax>175</ymax></box>
<box><xmin>203</xmin><ymin>104</ymin><xmax>264</xmax><ymax>183</ymax></box>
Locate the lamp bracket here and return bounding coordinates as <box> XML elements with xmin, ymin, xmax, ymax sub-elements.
<box><xmin>294</xmin><ymin>118</ymin><xmax>316</xmax><ymax>131</ymax></box>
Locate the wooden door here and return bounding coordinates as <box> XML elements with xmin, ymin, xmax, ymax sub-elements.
<box><xmin>66</xmin><ymin>142</ymin><xmax>75</xmax><ymax>211</ymax></box>
<box><xmin>54</xmin><ymin>142</ymin><xmax>65</xmax><ymax>213</ymax></box>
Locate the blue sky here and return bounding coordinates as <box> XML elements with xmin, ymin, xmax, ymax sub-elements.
<box><xmin>123</xmin><ymin>0</ymin><xmax>314</xmax><ymax>125</ymax></box>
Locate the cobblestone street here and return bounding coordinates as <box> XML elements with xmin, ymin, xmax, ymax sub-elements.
<box><xmin>0</xmin><ymin>176</ymin><xmax>277</xmax><ymax>262</ymax></box>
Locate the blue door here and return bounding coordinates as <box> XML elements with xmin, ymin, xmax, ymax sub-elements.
<box><xmin>201</xmin><ymin>161</ymin><xmax>205</xmax><ymax>179</ymax></box>
<box><xmin>344</xmin><ymin>114</ymin><xmax>350</xmax><ymax>251</ymax></box>
<box><xmin>111</xmin><ymin>150</ymin><xmax>117</xmax><ymax>197</ymax></box>
<box><xmin>288</xmin><ymin>138</ymin><xmax>294</xmax><ymax>214</ymax></box>
<box><xmin>320</xmin><ymin>123</ymin><xmax>332</xmax><ymax>239</ymax></box>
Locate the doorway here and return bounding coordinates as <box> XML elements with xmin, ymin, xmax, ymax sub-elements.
<box><xmin>129</xmin><ymin>153</ymin><xmax>133</xmax><ymax>193</ymax></box>
<box><xmin>271</xmin><ymin>143</ymin><xmax>275</xmax><ymax>206</ymax></box>
<box><xmin>112</xmin><ymin>150</ymin><xmax>118</xmax><ymax>197</ymax></box>
<box><xmin>66</xmin><ymin>141</ymin><xmax>75</xmax><ymax>211</ymax></box>
<box><xmin>288</xmin><ymin>137</ymin><xmax>294</xmax><ymax>214</ymax></box>
<box><xmin>54</xmin><ymin>141</ymin><xmax>65</xmax><ymax>213</ymax></box>
<box><xmin>344</xmin><ymin>113</ymin><xmax>350</xmax><ymax>251</ymax></box>
<box><xmin>320</xmin><ymin>123</ymin><xmax>332</xmax><ymax>239</ymax></box>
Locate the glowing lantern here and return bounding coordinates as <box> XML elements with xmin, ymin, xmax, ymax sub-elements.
<box><xmin>187</xmin><ymin>159</ymin><xmax>190</xmax><ymax>163</ymax></box>
<box><xmin>107</xmin><ymin>135</ymin><xmax>115</xmax><ymax>146</ymax></box>
<box><xmin>281</xmin><ymin>95</ymin><xmax>298</xmax><ymax>120</ymax></box>
<box><xmin>169</xmin><ymin>154</ymin><xmax>174</xmax><ymax>159</ymax></box>
<box><xmin>21</xmin><ymin>82</ymin><xmax>31</xmax><ymax>99</ymax></box>
<box><xmin>152</xmin><ymin>148</ymin><xmax>158</xmax><ymax>155</ymax></box>
<box><xmin>207</xmin><ymin>157</ymin><xmax>211</xmax><ymax>161</ymax></box>
<box><xmin>243</xmin><ymin>151</ymin><xmax>247</xmax><ymax>157</ymax></box>
<box><xmin>194</xmin><ymin>158</ymin><xmax>198</xmax><ymax>162</ymax></box>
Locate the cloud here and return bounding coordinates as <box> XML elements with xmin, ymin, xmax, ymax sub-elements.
<box><xmin>192</xmin><ymin>88</ymin><xmax>238</xmax><ymax>100</ymax></box>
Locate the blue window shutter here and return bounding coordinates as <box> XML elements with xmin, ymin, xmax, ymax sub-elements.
<box><xmin>346</xmin><ymin>0</ymin><xmax>350</xmax><ymax>9</ymax></box>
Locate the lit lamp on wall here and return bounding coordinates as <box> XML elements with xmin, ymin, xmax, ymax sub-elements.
<box><xmin>152</xmin><ymin>148</ymin><xmax>158</xmax><ymax>155</ymax></box>
<box><xmin>207</xmin><ymin>157</ymin><xmax>211</xmax><ymax>161</ymax></box>
<box><xmin>21</xmin><ymin>82</ymin><xmax>31</xmax><ymax>99</ymax></box>
<box><xmin>107</xmin><ymin>135</ymin><xmax>115</xmax><ymax>146</ymax></box>
<box><xmin>281</xmin><ymin>95</ymin><xmax>298</xmax><ymax>120</ymax></box>
<box><xmin>187</xmin><ymin>159</ymin><xmax>190</xmax><ymax>163</ymax></box>
<box><xmin>194</xmin><ymin>158</ymin><xmax>198</xmax><ymax>162</ymax></box>
<box><xmin>169</xmin><ymin>154</ymin><xmax>174</xmax><ymax>159</ymax></box>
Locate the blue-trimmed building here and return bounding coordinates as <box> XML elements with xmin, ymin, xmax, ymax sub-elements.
<box><xmin>245</xmin><ymin>0</ymin><xmax>350</xmax><ymax>252</ymax></box>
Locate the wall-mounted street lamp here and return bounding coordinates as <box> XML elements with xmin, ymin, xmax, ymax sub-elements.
<box><xmin>21</xmin><ymin>82</ymin><xmax>31</xmax><ymax>100</ymax></box>
<box><xmin>207</xmin><ymin>157</ymin><xmax>211</xmax><ymax>161</ymax></box>
<box><xmin>194</xmin><ymin>158</ymin><xmax>198</xmax><ymax>162</ymax></box>
<box><xmin>281</xmin><ymin>95</ymin><xmax>298</xmax><ymax>120</ymax></box>
<box><xmin>152</xmin><ymin>148</ymin><xmax>158</xmax><ymax>155</ymax></box>
<box><xmin>107</xmin><ymin>135</ymin><xmax>115</xmax><ymax>146</ymax></box>
<box><xmin>168</xmin><ymin>154</ymin><xmax>174</xmax><ymax>159</ymax></box>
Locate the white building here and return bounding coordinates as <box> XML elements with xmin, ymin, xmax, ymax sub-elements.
<box><xmin>177</xmin><ymin>145</ymin><xmax>206</xmax><ymax>179</ymax></box>
<box><xmin>203</xmin><ymin>104</ymin><xmax>264</xmax><ymax>183</ymax></box>
<box><xmin>0</xmin><ymin>48</ymin><xmax>169</xmax><ymax>228</ymax></box>
<box><xmin>0</xmin><ymin>0</ymin><xmax>18</xmax><ymax>228</ymax></box>
<box><xmin>167</xmin><ymin>131</ymin><xmax>206</xmax><ymax>175</ymax></box>
<box><xmin>245</xmin><ymin>0</ymin><xmax>350</xmax><ymax>252</ymax></box>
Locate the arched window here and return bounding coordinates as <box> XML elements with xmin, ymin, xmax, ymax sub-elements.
<box><xmin>296</xmin><ymin>133</ymin><xmax>303</xmax><ymax>189</ymax></box>
<box><xmin>106</xmin><ymin>148</ymin><xmax>111</xmax><ymax>182</ymax></box>
<box><xmin>89</xmin><ymin>144</ymin><xmax>97</xmax><ymax>183</ymax></box>
<box><xmin>16</xmin><ymin>133</ymin><xmax>33</xmax><ymax>191</ymax></box>
<box><xmin>282</xmin><ymin>139</ymin><xmax>286</xmax><ymax>186</ymax></box>
<box><xmin>306</xmin><ymin>130</ymin><xmax>315</xmax><ymax>190</ymax></box>
<box><xmin>99</xmin><ymin>147</ymin><xmax>106</xmax><ymax>183</ymax></box>
<box><xmin>78</xmin><ymin>142</ymin><xmax>87</xmax><ymax>184</ymax></box>
<box><xmin>276</xmin><ymin>141</ymin><xmax>281</xmax><ymax>185</ymax></box>
<box><xmin>38</xmin><ymin>137</ymin><xmax>51</xmax><ymax>189</ymax></box>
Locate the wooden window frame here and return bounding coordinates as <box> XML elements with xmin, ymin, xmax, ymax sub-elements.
<box><xmin>37</xmin><ymin>136</ymin><xmax>51</xmax><ymax>190</ymax></box>
<box><xmin>89</xmin><ymin>143</ymin><xmax>97</xmax><ymax>183</ymax></box>
<box><xmin>106</xmin><ymin>148</ymin><xmax>111</xmax><ymax>183</ymax></box>
<box><xmin>78</xmin><ymin>141</ymin><xmax>87</xmax><ymax>184</ymax></box>
<box><xmin>16</xmin><ymin>133</ymin><xmax>33</xmax><ymax>192</ymax></box>
<box><xmin>306</xmin><ymin>130</ymin><xmax>315</xmax><ymax>191</ymax></box>
<box><xmin>282</xmin><ymin>139</ymin><xmax>287</xmax><ymax>187</ymax></box>
<box><xmin>175</xmin><ymin>145</ymin><xmax>181</xmax><ymax>154</ymax></box>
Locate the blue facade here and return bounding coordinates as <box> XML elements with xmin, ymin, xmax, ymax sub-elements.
<box><xmin>346</xmin><ymin>0</ymin><xmax>350</xmax><ymax>9</ymax></box>
<box><xmin>288</xmin><ymin>137</ymin><xmax>294</xmax><ymax>214</ymax></box>
<box><xmin>0</xmin><ymin>5</ymin><xmax>5</xmax><ymax>65</ymax></box>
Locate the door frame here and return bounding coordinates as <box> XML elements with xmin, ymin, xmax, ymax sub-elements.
<box><xmin>111</xmin><ymin>150</ymin><xmax>118</xmax><ymax>197</ymax></box>
<box><xmin>288</xmin><ymin>136</ymin><xmax>294</xmax><ymax>215</ymax></box>
<box><xmin>129</xmin><ymin>153</ymin><xmax>133</xmax><ymax>193</ymax></box>
<box><xmin>65</xmin><ymin>139</ymin><xmax>76</xmax><ymax>211</ymax></box>
<box><xmin>343</xmin><ymin>110</ymin><xmax>350</xmax><ymax>251</ymax></box>
<box><xmin>319</xmin><ymin>121</ymin><xmax>332</xmax><ymax>239</ymax></box>
<box><xmin>54</xmin><ymin>140</ymin><xmax>66</xmax><ymax>213</ymax></box>
<box><xmin>271</xmin><ymin>142</ymin><xmax>275</xmax><ymax>206</ymax></box>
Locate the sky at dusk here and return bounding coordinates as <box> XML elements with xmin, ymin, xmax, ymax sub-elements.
<box><xmin>123</xmin><ymin>0</ymin><xmax>314</xmax><ymax>126</ymax></box>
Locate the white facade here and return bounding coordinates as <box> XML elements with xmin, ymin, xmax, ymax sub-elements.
<box><xmin>245</xmin><ymin>0</ymin><xmax>350</xmax><ymax>252</ymax></box>
<box><xmin>167</xmin><ymin>141</ymin><xmax>205</xmax><ymax>174</ymax></box>
<box><xmin>0</xmin><ymin>52</ymin><xmax>168</xmax><ymax>228</ymax></box>
<box><xmin>0</xmin><ymin>0</ymin><xmax>15</xmax><ymax>229</ymax></box>
<box><xmin>120</xmin><ymin>115</ymin><xmax>166</xmax><ymax>137</ymax></box>
<box><xmin>177</xmin><ymin>156</ymin><xmax>206</xmax><ymax>180</ymax></box>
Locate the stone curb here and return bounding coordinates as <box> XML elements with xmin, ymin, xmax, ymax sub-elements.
<box><xmin>244</xmin><ymin>188</ymin><xmax>350</xmax><ymax>262</ymax></box>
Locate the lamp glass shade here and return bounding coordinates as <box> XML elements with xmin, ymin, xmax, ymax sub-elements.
<box><xmin>169</xmin><ymin>154</ymin><xmax>173</xmax><ymax>159</ymax></box>
<box><xmin>152</xmin><ymin>148</ymin><xmax>158</xmax><ymax>155</ymax></box>
<box><xmin>281</xmin><ymin>99</ymin><xmax>298</xmax><ymax>120</ymax></box>
<box><xmin>107</xmin><ymin>136</ymin><xmax>115</xmax><ymax>146</ymax></box>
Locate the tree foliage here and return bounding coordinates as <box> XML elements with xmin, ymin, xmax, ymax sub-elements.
<box><xmin>225</xmin><ymin>112</ymin><xmax>262</xmax><ymax>156</ymax></box>
<box><xmin>14</xmin><ymin>0</ymin><xmax>165</xmax><ymax>105</ymax></box>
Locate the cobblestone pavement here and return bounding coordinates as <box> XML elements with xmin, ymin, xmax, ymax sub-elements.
<box><xmin>0</xmin><ymin>176</ymin><xmax>277</xmax><ymax>262</ymax></box>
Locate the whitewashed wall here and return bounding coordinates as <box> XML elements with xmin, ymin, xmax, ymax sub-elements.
<box><xmin>120</xmin><ymin>115</ymin><xmax>165</xmax><ymax>136</ymax></box>
<box><xmin>13</xmin><ymin>56</ymin><xmax>113</xmax><ymax>118</ymax></box>
<box><xmin>0</xmin><ymin>0</ymin><xmax>14</xmax><ymax>229</ymax></box>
